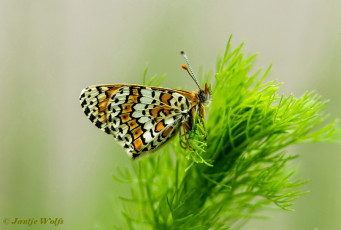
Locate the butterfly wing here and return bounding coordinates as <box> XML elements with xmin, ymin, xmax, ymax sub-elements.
<box><xmin>79</xmin><ymin>84</ymin><xmax>193</xmax><ymax>158</ymax></box>
<box><xmin>79</xmin><ymin>85</ymin><xmax>125</xmax><ymax>134</ymax></box>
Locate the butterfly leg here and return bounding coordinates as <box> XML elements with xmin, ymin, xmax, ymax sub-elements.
<box><xmin>198</xmin><ymin>116</ymin><xmax>208</xmax><ymax>140</ymax></box>
<box><xmin>181</xmin><ymin>121</ymin><xmax>193</xmax><ymax>151</ymax></box>
<box><xmin>178</xmin><ymin>127</ymin><xmax>187</xmax><ymax>149</ymax></box>
<box><xmin>199</xmin><ymin>103</ymin><xmax>208</xmax><ymax>135</ymax></box>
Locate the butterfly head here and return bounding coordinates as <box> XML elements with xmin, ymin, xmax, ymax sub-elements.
<box><xmin>198</xmin><ymin>83</ymin><xmax>211</xmax><ymax>106</ymax></box>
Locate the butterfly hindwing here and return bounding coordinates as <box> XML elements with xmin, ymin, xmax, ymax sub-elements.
<box><xmin>79</xmin><ymin>85</ymin><xmax>113</xmax><ymax>134</ymax></box>
<box><xmin>80</xmin><ymin>84</ymin><xmax>193</xmax><ymax>158</ymax></box>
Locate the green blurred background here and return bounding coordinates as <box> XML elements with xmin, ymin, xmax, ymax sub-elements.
<box><xmin>1</xmin><ymin>1</ymin><xmax>340</xmax><ymax>229</ymax></box>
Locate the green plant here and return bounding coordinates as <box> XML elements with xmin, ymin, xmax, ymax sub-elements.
<box><xmin>113</xmin><ymin>36</ymin><xmax>340</xmax><ymax>229</ymax></box>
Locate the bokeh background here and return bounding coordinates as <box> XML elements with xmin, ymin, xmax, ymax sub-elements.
<box><xmin>1</xmin><ymin>1</ymin><xmax>340</xmax><ymax>229</ymax></box>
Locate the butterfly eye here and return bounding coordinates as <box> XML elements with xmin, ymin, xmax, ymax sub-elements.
<box><xmin>198</xmin><ymin>90</ymin><xmax>207</xmax><ymax>103</ymax></box>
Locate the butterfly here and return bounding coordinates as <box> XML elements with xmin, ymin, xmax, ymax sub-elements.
<box><xmin>79</xmin><ymin>51</ymin><xmax>211</xmax><ymax>159</ymax></box>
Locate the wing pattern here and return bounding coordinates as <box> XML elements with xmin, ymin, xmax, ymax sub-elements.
<box><xmin>80</xmin><ymin>84</ymin><xmax>192</xmax><ymax>158</ymax></box>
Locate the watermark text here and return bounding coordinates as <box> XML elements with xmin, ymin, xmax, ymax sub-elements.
<box><xmin>2</xmin><ymin>217</ymin><xmax>63</xmax><ymax>227</ymax></box>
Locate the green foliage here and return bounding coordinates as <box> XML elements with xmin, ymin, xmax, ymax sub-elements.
<box><xmin>113</xmin><ymin>36</ymin><xmax>340</xmax><ymax>229</ymax></box>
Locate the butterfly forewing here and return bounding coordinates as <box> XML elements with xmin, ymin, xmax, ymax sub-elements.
<box><xmin>80</xmin><ymin>84</ymin><xmax>192</xmax><ymax>158</ymax></box>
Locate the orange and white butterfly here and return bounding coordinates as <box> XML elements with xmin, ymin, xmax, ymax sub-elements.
<box><xmin>79</xmin><ymin>51</ymin><xmax>211</xmax><ymax>159</ymax></box>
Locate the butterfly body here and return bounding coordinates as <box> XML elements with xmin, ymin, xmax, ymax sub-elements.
<box><xmin>79</xmin><ymin>83</ymin><xmax>210</xmax><ymax>159</ymax></box>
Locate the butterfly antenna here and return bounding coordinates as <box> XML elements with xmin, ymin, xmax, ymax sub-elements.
<box><xmin>180</xmin><ymin>50</ymin><xmax>201</xmax><ymax>89</ymax></box>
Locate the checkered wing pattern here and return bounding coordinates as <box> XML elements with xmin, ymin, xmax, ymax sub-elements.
<box><xmin>80</xmin><ymin>85</ymin><xmax>192</xmax><ymax>158</ymax></box>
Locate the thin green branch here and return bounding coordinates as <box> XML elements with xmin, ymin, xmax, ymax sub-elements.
<box><xmin>113</xmin><ymin>36</ymin><xmax>340</xmax><ymax>230</ymax></box>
